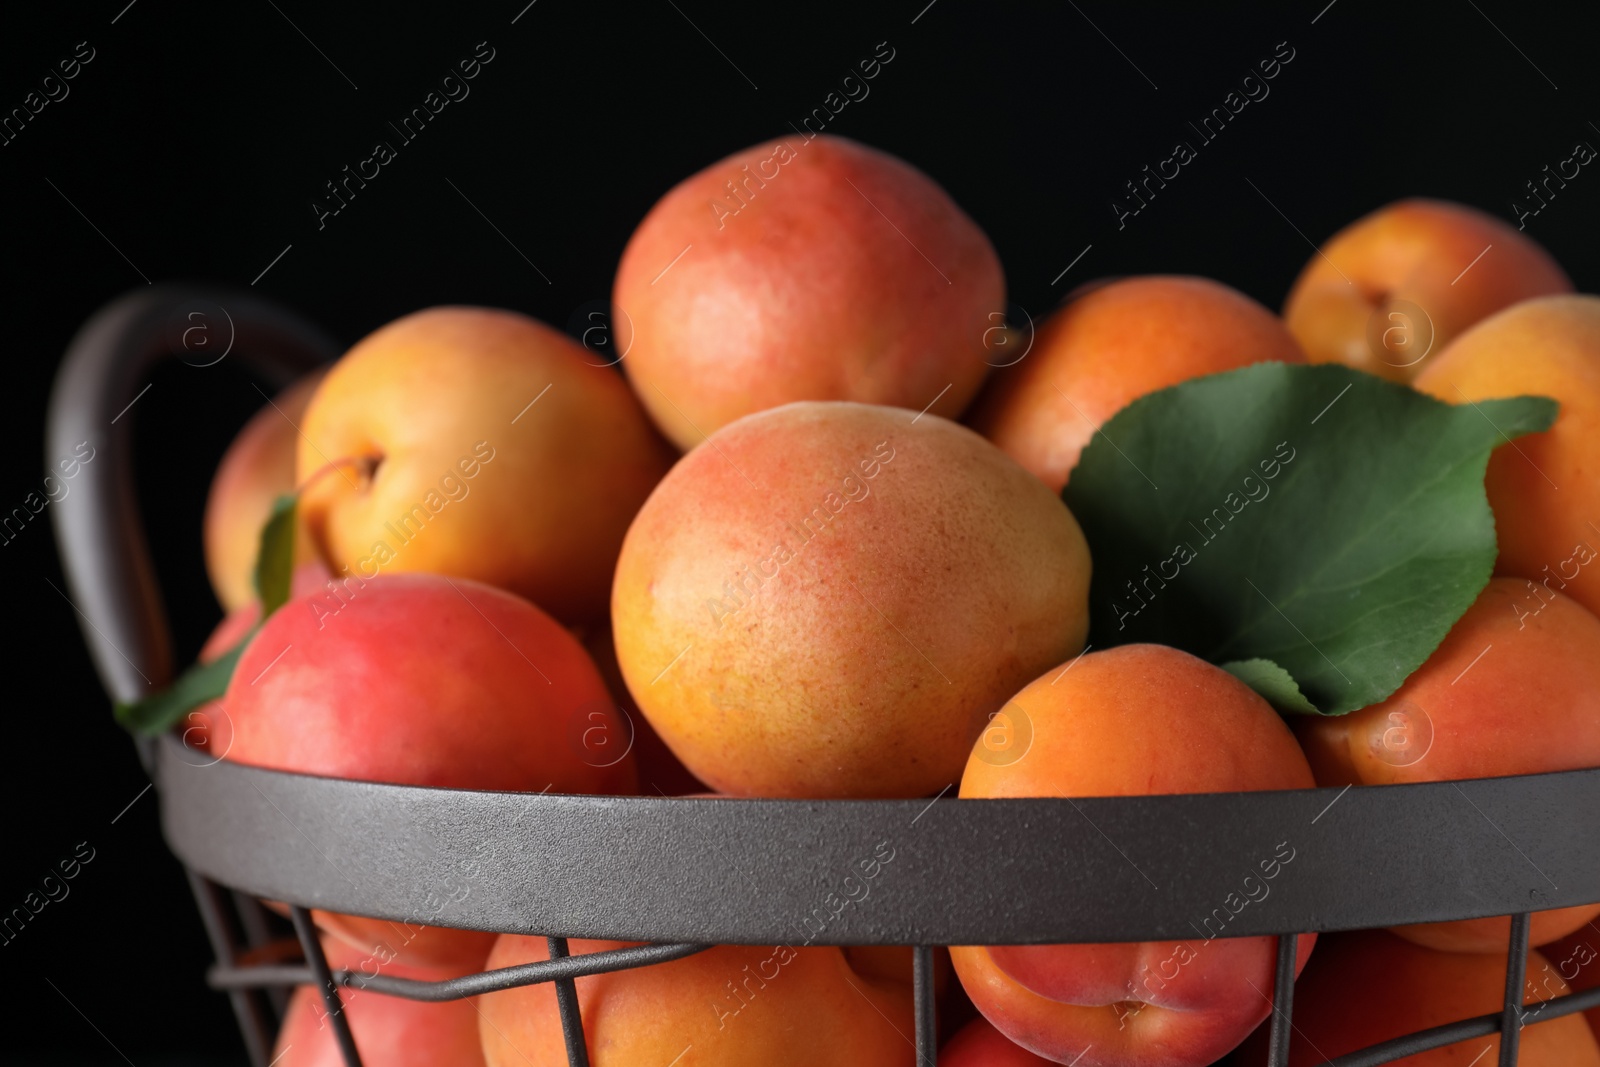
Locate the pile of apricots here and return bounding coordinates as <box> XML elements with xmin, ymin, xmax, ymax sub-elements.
<box><xmin>191</xmin><ymin>135</ymin><xmax>1600</xmax><ymax>1065</ymax></box>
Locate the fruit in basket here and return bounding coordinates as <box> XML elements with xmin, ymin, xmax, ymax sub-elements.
<box><xmin>1295</xmin><ymin>577</ymin><xmax>1600</xmax><ymax>951</ymax></box>
<box><xmin>1414</xmin><ymin>294</ymin><xmax>1600</xmax><ymax>619</ymax></box>
<box><xmin>185</xmin><ymin>561</ymin><xmax>332</xmax><ymax>758</ymax></box>
<box><xmin>273</xmin><ymin>938</ymin><xmax>486</xmax><ymax>1066</ymax></box>
<box><xmin>611</xmin><ymin>401</ymin><xmax>1092</xmax><ymax>799</ymax></box>
<box><xmin>1539</xmin><ymin>927</ymin><xmax>1600</xmax><ymax>1035</ymax></box>
<box><xmin>203</xmin><ymin>370</ymin><xmax>325</xmax><ymax>612</ymax></box>
<box><xmin>967</xmin><ymin>276</ymin><xmax>1305</xmax><ymax>491</ymax></box>
<box><xmin>613</xmin><ymin>134</ymin><xmax>1004</xmax><ymax>450</ymax></box>
<box><xmin>1283</xmin><ymin>198</ymin><xmax>1571</xmax><ymax>382</ymax></box>
<box><xmin>1237</xmin><ymin>929</ymin><xmax>1600</xmax><ymax>1065</ymax></box>
<box><xmin>295</xmin><ymin>307</ymin><xmax>674</xmax><ymax>625</ymax></box>
<box><xmin>952</xmin><ymin>644</ymin><xmax>1317</xmax><ymax>1067</ymax></box>
<box><xmin>477</xmin><ymin>937</ymin><xmax>916</xmax><ymax>1066</ymax></box>
<box><xmin>222</xmin><ymin>572</ymin><xmax>635</xmax><ymax>968</ymax></box>
<box><xmin>941</xmin><ymin>1017</ymin><xmax>1055</xmax><ymax>1066</ymax></box>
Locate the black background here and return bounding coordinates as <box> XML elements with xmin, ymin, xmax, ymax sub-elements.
<box><xmin>4</xmin><ymin>0</ymin><xmax>1599</xmax><ymax>1061</ymax></box>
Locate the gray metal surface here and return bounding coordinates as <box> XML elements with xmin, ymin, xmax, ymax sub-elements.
<box><xmin>156</xmin><ymin>734</ymin><xmax>1600</xmax><ymax>945</ymax></box>
<box><xmin>47</xmin><ymin>286</ymin><xmax>337</xmax><ymax>707</ymax></box>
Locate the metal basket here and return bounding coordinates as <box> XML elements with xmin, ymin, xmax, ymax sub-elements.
<box><xmin>49</xmin><ymin>287</ymin><xmax>1600</xmax><ymax>1067</ymax></box>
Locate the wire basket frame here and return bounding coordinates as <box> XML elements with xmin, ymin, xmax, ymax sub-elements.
<box><xmin>48</xmin><ymin>287</ymin><xmax>1600</xmax><ymax>1067</ymax></box>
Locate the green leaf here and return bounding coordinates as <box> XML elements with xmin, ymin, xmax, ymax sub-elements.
<box><xmin>114</xmin><ymin>637</ymin><xmax>249</xmax><ymax>735</ymax></box>
<box><xmin>1221</xmin><ymin>658</ymin><xmax>1319</xmax><ymax>716</ymax></box>
<box><xmin>253</xmin><ymin>492</ymin><xmax>299</xmax><ymax>617</ymax></box>
<box><xmin>1062</xmin><ymin>363</ymin><xmax>1557</xmax><ymax>715</ymax></box>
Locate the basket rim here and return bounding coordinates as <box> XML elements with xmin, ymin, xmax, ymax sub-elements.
<box><xmin>155</xmin><ymin>733</ymin><xmax>1600</xmax><ymax>945</ymax></box>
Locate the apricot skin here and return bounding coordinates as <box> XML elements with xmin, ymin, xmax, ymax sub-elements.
<box><xmin>940</xmin><ymin>1017</ymin><xmax>1056</xmax><ymax>1066</ymax></box>
<box><xmin>477</xmin><ymin>936</ymin><xmax>915</xmax><ymax>1067</ymax></box>
<box><xmin>1237</xmin><ymin>930</ymin><xmax>1600</xmax><ymax>1066</ymax></box>
<box><xmin>611</xmin><ymin>401</ymin><xmax>1091</xmax><ymax>799</ymax></box>
<box><xmin>223</xmin><ymin>573</ymin><xmax>635</xmax><ymax>969</ymax></box>
<box><xmin>1539</xmin><ymin>927</ymin><xmax>1600</xmax><ymax>1036</ymax></box>
<box><xmin>955</xmin><ymin>645</ymin><xmax>1316</xmax><ymax>1067</ymax></box>
<box><xmin>296</xmin><ymin>307</ymin><xmax>673</xmax><ymax>626</ymax></box>
<box><xmin>1295</xmin><ymin>578</ymin><xmax>1600</xmax><ymax>952</ymax></box>
<box><xmin>203</xmin><ymin>370</ymin><xmax>325</xmax><ymax>612</ymax></box>
<box><xmin>1413</xmin><ymin>294</ymin><xmax>1600</xmax><ymax>619</ymax></box>
<box><xmin>1284</xmin><ymin>198</ymin><xmax>1571</xmax><ymax>382</ymax></box>
<box><xmin>271</xmin><ymin>939</ymin><xmax>485</xmax><ymax>1067</ymax></box>
<box><xmin>614</xmin><ymin>134</ymin><xmax>1004</xmax><ymax>450</ymax></box>
<box><xmin>967</xmin><ymin>276</ymin><xmax>1304</xmax><ymax>491</ymax></box>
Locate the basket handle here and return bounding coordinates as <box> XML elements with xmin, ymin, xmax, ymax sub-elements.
<box><xmin>47</xmin><ymin>286</ymin><xmax>339</xmax><ymax>710</ymax></box>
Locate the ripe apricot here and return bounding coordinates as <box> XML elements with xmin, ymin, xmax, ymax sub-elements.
<box><xmin>1414</xmin><ymin>294</ymin><xmax>1600</xmax><ymax>619</ymax></box>
<box><xmin>614</xmin><ymin>134</ymin><xmax>1004</xmax><ymax>450</ymax></box>
<box><xmin>611</xmin><ymin>401</ymin><xmax>1091</xmax><ymax>798</ymax></box>
<box><xmin>477</xmin><ymin>937</ymin><xmax>915</xmax><ymax>1066</ymax></box>
<box><xmin>203</xmin><ymin>370</ymin><xmax>325</xmax><ymax>612</ymax></box>
<box><xmin>1237</xmin><ymin>930</ymin><xmax>1600</xmax><ymax>1066</ymax></box>
<box><xmin>272</xmin><ymin>938</ymin><xmax>485</xmax><ymax>1066</ymax></box>
<box><xmin>296</xmin><ymin>307</ymin><xmax>673</xmax><ymax>625</ymax></box>
<box><xmin>968</xmin><ymin>276</ymin><xmax>1304</xmax><ymax>491</ymax></box>
<box><xmin>940</xmin><ymin>1017</ymin><xmax>1056</xmax><ymax>1066</ymax></box>
<box><xmin>1284</xmin><ymin>198</ymin><xmax>1570</xmax><ymax>382</ymax></box>
<box><xmin>1539</xmin><ymin>926</ymin><xmax>1600</xmax><ymax>1036</ymax></box>
<box><xmin>1295</xmin><ymin>577</ymin><xmax>1600</xmax><ymax>951</ymax></box>
<box><xmin>223</xmin><ymin>573</ymin><xmax>635</xmax><ymax>969</ymax></box>
<box><xmin>954</xmin><ymin>644</ymin><xmax>1316</xmax><ymax>1067</ymax></box>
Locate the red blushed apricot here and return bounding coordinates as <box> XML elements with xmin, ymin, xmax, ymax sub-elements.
<box><xmin>614</xmin><ymin>134</ymin><xmax>1004</xmax><ymax>450</ymax></box>
<box><xmin>1237</xmin><ymin>930</ymin><xmax>1600</xmax><ymax>1066</ymax></box>
<box><xmin>477</xmin><ymin>936</ymin><xmax>915</xmax><ymax>1067</ymax></box>
<box><xmin>184</xmin><ymin>561</ymin><xmax>332</xmax><ymax>758</ymax></box>
<box><xmin>1284</xmin><ymin>198</ymin><xmax>1571</xmax><ymax>383</ymax></box>
<box><xmin>956</xmin><ymin>645</ymin><xmax>1316</xmax><ymax>1067</ymax></box>
<box><xmin>223</xmin><ymin>573</ymin><xmax>634</xmax><ymax>969</ymax></box>
<box><xmin>272</xmin><ymin>938</ymin><xmax>485</xmax><ymax>1067</ymax></box>
<box><xmin>204</xmin><ymin>370</ymin><xmax>326</xmax><ymax>613</ymax></box>
<box><xmin>940</xmin><ymin>1017</ymin><xmax>1056</xmax><ymax>1066</ymax></box>
<box><xmin>1295</xmin><ymin>578</ymin><xmax>1600</xmax><ymax>952</ymax></box>
<box><xmin>968</xmin><ymin>276</ymin><xmax>1304</xmax><ymax>491</ymax></box>
<box><xmin>1414</xmin><ymin>295</ymin><xmax>1600</xmax><ymax>619</ymax></box>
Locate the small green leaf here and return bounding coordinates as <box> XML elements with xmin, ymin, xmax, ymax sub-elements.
<box><xmin>1222</xmin><ymin>658</ymin><xmax>1320</xmax><ymax>716</ymax></box>
<box><xmin>114</xmin><ymin>637</ymin><xmax>250</xmax><ymax>736</ymax></box>
<box><xmin>254</xmin><ymin>493</ymin><xmax>299</xmax><ymax>617</ymax></box>
<box><xmin>1063</xmin><ymin>363</ymin><xmax>1557</xmax><ymax>715</ymax></box>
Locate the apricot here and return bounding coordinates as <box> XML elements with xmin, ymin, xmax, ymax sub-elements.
<box><xmin>1414</xmin><ymin>295</ymin><xmax>1600</xmax><ymax>619</ymax></box>
<box><xmin>296</xmin><ymin>307</ymin><xmax>674</xmax><ymax>625</ymax></box>
<box><xmin>1295</xmin><ymin>577</ymin><xmax>1600</xmax><ymax>951</ymax></box>
<box><xmin>477</xmin><ymin>936</ymin><xmax>915</xmax><ymax>1066</ymax></box>
<box><xmin>272</xmin><ymin>938</ymin><xmax>485</xmax><ymax>1066</ymax></box>
<box><xmin>940</xmin><ymin>1017</ymin><xmax>1055</xmax><ymax>1066</ymax></box>
<box><xmin>1237</xmin><ymin>930</ymin><xmax>1600</xmax><ymax>1066</ymax></box>
<box><xmin>614</xmin><ymin>134</ymin><xmax>1004</xmax><ymax>450</ymax></box>
<box><xmin>611</xmin><ymin>401</ymin><xmax>1091</xmax><ymax>798</ymax></box>
<box><xmin>967</xmin><ymin>276</ymin><xmax>1304</xmax><ymax>491</ymax></box>
<box><xmin>203</xmin><ymin>370</ymin><xmax>325</xmax><ymax>612</ymax></box>
<box><xmin>1284</xmin><ymin>198</ymin><xmax>1571</xmax><ymax>382</ymax></box>
<box><xmin>954</xmin><ymin>644</ymin><xmax>1316</xmax><ymax>1067</ymax></box>
<box><xmin>185</xmin><ymin>561</ymin><xmax>331</xmax><ymax>759</ymax></box>
<box><xmin>223</xmin><ymin>573</ymin><xmax>634</xmax><ymax>969</ymax></box>
<box><xmin>1540</xmin><ymin>927</ymin><xmax>1600</xmax><ymax>1036</ymax></box>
